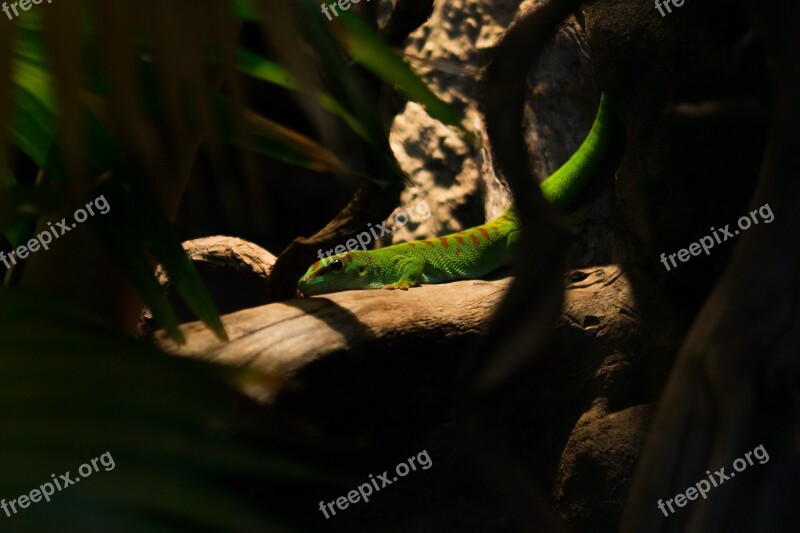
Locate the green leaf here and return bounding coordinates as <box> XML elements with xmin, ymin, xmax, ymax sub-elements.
<box><xmin>87</xmin><ymin>199</ymin><xmax>186</xmax><ymax>343</ymax></box>
<box><xmin>0</xmin><ymin>289</ymin><xmax>335</xmax><ymax>530</ymax></box>
<box><xmin>236</xmin><ymin>47</ymin><xmax>370</xmax><ymax>140</ymax></box>
<box><xmin>130</xmin><ymin>56</ymin><xmax>353</xmax><ymax>176</ymax></box>
<box><xmin>101</xmin><ymin>175</ymin><xmax>228</xmax><ymax>342</ymax></box>
<box><xmin>231</xmin><ymin>0</ymin><xmax>261</xmax><ymax>22</ymax></box>
<box><xmin>213</xmin><ymin>93</ymin><xmax>354</xmax><ymax>175</ymax></box>
<box><xmin>334</xmin><ymin>10</ymin><xmax>469</xmax><ymax>135</ymax></box>
<box><xmin>0</xmin><ymin>180</ymin><xmax>66</xmax><ymax>230</ymax></box>
<box><xmin>9</xmin><ymin>87</ymin><xmax>56</xmax><ymax>171</ymax></box>
<box><xmin>5</xmin><ymin>67</ymin><xmax>205</xmax><ymax>343</ymax></box>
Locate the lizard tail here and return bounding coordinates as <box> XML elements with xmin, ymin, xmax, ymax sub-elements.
<box><xmin>539</xmin><ymin>92</ymin><xmax>615</xmax><ymax>210</ymax></box>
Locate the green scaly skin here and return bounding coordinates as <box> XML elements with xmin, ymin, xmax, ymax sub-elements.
<box><xmin>297</xmin><ymin>93</ymin><xmax>614</xmax><ymax>296</ymax></box>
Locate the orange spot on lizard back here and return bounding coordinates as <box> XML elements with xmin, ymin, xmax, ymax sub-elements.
<box><xmin>469</xmin><ymin>233</ymin><xmax>480</xmax><ymax>245</ymax></box>
<box><xmin>439</xmin><ymin>237</ymin><xmax>449</xmax><ymax>248</ymax></box>
<box><xmin>455</xmin><ymin>235</ymin><xmax>465</xmax><ymax>245</ymax></box>
<box><xmin>423</xmin><ymin>240</ymin><xmax>436</xmax><ymax>248</ymax></box>
<box><xmin>407</xmin><ymin>242</ymin><xmax>416</xmax><ymax>248</ymax></box>
<box><xmin>477</xmin><ymin>227</ymin><xmax>490</xmax><ymax>240</ymax></box>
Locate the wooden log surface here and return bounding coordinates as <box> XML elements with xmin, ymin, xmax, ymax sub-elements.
<box><xmin>153</xmin><ymin>277</ymin><xmax>512</xmax><ymax>398</ymax></box>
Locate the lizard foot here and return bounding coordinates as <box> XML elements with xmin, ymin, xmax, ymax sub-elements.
<box><xmin>382</xmin><ymin>282</ymin><xmax>413</xmax><ymax>290</ymax></box>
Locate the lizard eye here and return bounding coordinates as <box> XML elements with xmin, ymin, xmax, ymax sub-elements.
<box><xmin>330</xmin><ymin>258</ymin><xmax>344</xmax><ymax>272</ymax></box>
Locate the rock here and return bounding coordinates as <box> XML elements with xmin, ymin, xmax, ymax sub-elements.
<box><xmin>554</xmin><ymin>403</ymin><xmax>653</xmax><ymax>532</ymax></box>
<box><xmin>383</xmin><ymin>0</ymin><xmax>602</xmax><ymax>246</ymax></box>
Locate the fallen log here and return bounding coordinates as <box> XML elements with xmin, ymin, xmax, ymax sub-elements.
<box><xmin>153</xmin><ymin>277</ymin><xmax>511</xmax><ymax>400</ymax></box>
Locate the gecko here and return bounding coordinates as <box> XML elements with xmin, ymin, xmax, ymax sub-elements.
<box><xmin>297</xmin><ymin>93</ymin><xmax>614</xmax><ymax>297</ymax></box>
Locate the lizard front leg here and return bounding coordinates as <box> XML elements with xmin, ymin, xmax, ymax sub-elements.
<box><xmin>382</xmin><ymin>255</ymin><xmax>424</xmax><ymax>290</ymax></box>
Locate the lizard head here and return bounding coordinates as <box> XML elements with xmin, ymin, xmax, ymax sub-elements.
<box><xmin>297</xmin><ymin>251</ymin><xmax>381</xmax><ymax>296</ymax></box>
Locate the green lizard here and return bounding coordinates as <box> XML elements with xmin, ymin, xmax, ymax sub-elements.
<box><xmin>297</xmin><ymin>93</ymin><xmax>614</xmax><ymax>297</ymax></box>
